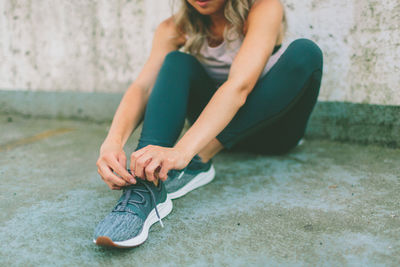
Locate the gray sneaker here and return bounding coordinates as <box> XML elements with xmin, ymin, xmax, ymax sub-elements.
<box><xmin>164</xmin><ymin>155</ymin><xmax>215</xmax><ymax>199</ymax></box>
<box><xmin>93</xmin><ymin>173</ymin><xmax>173</xmax><ymax>248</ymax></box>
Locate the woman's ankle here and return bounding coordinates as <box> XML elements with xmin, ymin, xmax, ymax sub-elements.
<box><xmin>197</xmin><ymin>138</ymin><xmax>224</xmax><ymax>163</ymax></box>
<box><xmin>196</xmin><ymin>153</ymin><xmax>211</xmax><ymax>164</ymax></box>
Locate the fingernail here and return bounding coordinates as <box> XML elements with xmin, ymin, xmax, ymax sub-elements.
<box><xmin>130</xmin><ymin>178</ymin><xmax>136</xmax><ymax>184</ymax></box>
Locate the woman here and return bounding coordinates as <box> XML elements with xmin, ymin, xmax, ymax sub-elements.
<box><xmin>94</xmin><ymin>0</ymin><xmax>323</xmax><ymax>248</ymax></box>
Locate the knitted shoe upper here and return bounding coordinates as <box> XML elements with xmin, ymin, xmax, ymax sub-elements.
<box><xmin>94</xmin><ymin>179</ymin><xmax>167</xmax><ymax>242</ymax></box>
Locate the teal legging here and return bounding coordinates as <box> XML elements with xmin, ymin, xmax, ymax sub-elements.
<box><xmin>136</xmin><ymin>38</ymin><xmax>323</xmax><ymax>155</ymax></box>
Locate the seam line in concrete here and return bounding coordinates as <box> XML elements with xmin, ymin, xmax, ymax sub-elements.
<box><xmin>0</xmin><ymin>128</ymin><xmax>75</xmax><ymax>152</ymax></box>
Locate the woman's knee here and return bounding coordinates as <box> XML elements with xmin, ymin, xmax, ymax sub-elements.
<box><xmin>287</xmin><ymin>38</ymin><xmax>323</xmax><ymax>72</ymax></box>
<box><xmin>163</xmin><ymin>50</ymin><xmax>199</xmax><ymax>69</ymax></box>
<box><xmin>160</xmin><ymin>50</ymin><xmax>205</xmax><ymax>82</ymax></box>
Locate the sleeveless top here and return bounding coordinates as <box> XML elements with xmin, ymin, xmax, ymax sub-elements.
<box><xmin>183</xmin><ymin>30</ymin><xmax>288</xmax><ymax>87</ymax></box>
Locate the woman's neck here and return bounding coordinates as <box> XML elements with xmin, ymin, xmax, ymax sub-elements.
<box><xmin>207</xmin><ymin>10</ymin><xmax>227</xmax><ymax>47</ymax></box>
<box><xmin>207</xmin><ymin>24</ymin><xmax>226</xmax><ymax>47</ymax></box>
<box><xmin>208</xmin><ymin>3</ymin><xmax>226</xmax><ymax>26</ymax></box>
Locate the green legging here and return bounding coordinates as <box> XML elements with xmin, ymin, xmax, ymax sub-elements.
<box><xmin>136</xmin><ymin>38</ymin><xmax>323</xmax><ymax>155</ymax></box>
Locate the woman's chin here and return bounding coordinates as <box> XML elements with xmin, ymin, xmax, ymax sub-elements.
<box><xmin>188</xmin><ymin>0</ymin><xmax>225</xmax><ymax>15</ymax></box>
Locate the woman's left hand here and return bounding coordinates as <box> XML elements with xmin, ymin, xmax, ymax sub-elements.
<box><xmin>130</xmin><ymin>145</ymin><xmax>192</xmax><ymax>182</ymax></box>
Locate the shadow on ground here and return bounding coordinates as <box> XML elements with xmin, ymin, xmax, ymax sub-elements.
<box><xmin>0</xmin><ymin>114</ymin><xmax>399</xmax><ymax>266</ymax></box>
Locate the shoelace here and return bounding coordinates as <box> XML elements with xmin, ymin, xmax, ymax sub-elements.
<box><xmin>114</xmin><ymin>170</ymin><xmax>164</xmax><ymax>228</ymax></box>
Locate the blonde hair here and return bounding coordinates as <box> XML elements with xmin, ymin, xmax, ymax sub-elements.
<box><xmin>171</xmin><ymin>0</ymin><xmax>287</xmax><ymax>57</ymax></box>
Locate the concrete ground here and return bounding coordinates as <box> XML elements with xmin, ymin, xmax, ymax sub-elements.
<box><xmin>0</xmin><ymin>114</ymin><xmax>399</xmax><ymax>266</ymax></box>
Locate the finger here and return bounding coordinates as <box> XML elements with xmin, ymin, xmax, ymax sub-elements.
<box><xmin>111</xmin><ymin>185</ymin><xmax>122</xmax><ymax>190</ymax></box>
<box><xmin>135</xmin><ymin>153</ymin><xmax>153</xmax><ymax>179</ymax></box>
<box><xmin>154</xmin><ymin>165</ymin><xmax>162</xmax><ymax>181</ymax></box>
<box><xmin>98</xmin><ymin>165</ymin><xmax>124</xmax><ymax>189</ymax></box>
<box><xmin>97</xmin><ymin>163</ymin><xmax>111</xmax><ymax>181</ymax></box>
<box><xmin>130</xmin><ymin>148</ymin><xmax>149</xmax><ymax>175</ymax></box>
<box><xmin>99</xmin><ymin>173</ymin><xmax>118</xmax><ymax>189</ymax></box>
<box><xmin>159</xmin><ymin>160</ymin><xmax>172</xmax><ymax>181</ymax></box>
<box><xmin>100</xmin><ymin>165</ymin><xmax>128</xmax><ymax>187</ymax></box>
<box><xmin>145</xmin><ymin>157</ymin><xmax>162</xmax><ymax>182</ymax></box>
<box><xmin>108</xmin><ymin>158</ymin><xmax>135</xmax><ymax>184</ymax></box>
<box><xmin>105</xmin><ymin>179</ymin><xmax>121</xmax><ymax>190</ymax></box>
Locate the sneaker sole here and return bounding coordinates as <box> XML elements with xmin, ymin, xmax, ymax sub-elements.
<box><xmin>94</xmin><ymin>195</ymin><xmax>173</xmax><ymax>248</ymax></box>
<box><xmin>168</xmin><ymin>164</ymin><xmax>215</xmax><ymax>200</ymax></box>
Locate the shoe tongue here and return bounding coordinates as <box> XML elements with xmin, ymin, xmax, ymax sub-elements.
<box><xmin>113</xmin><ymin>182</ymin><xmax>152</xmax><ymax>216</ymax></box>
<box><xmin>117</xmin><ymin>180</ymin><xmax>156</xmax><ymax>206</ymax></box>
<box><xmin>128</xmin><ymin>179</ymin><xmax>158</xmax><ymax>189</ymax></box>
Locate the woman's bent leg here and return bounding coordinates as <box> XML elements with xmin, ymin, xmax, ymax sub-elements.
<box><xmin>216</xmin><ymin>38</ymin><xmax>324</xmax><ymax>153</ymax></box>
<box><xmin>231</xmin><ymin>69</ymin><xmax>322</xmax><ymax>154</ymax></box>
<box><xmin>136</xmin><ymin>50</ymin><xmax>216</xmax><ymax>150</ymax></box>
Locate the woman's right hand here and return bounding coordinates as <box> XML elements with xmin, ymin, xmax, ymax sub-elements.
<box><xmin>96</xmin><ymin>140</ymin><xmax>136</xmax><ymax>190</ymax></box>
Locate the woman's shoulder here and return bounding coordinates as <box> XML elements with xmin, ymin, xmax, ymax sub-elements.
<box><xmin>157</xmin><ymin>16</ymin><xmax>187</xmax><ymax>48</ymax></box>
<box><xmin>242</xmin><ymin>0</ymin><xmax>284</xmax><ymax>43</ymax></box>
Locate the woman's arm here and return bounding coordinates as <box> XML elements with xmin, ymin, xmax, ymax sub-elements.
<box><xmin>174</xmin><ymin>0</ymin><xmax>283</xmax><ymax>158</ymax></box>
<box><xmin>131</xmin><ymin>0</ymin><xmax>284</xmax><ymax>181</ymax></box>
<box><xmin>96</xmin><ymin>16</ymin><xmax>186</xmax><ymax>190</ymax></box>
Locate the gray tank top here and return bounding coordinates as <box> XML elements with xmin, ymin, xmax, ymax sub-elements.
<box><xmin>184</xmin><ymin>31</ymin><xmax>288</xmax><ymax>86</ymax></box>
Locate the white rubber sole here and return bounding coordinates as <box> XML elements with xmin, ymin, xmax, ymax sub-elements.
<box><xmin>94</xmin><ymin>195</ymin><xmax>173</xmax><ymax>248</ymax></box>
<box><xmin>168</xmin><ymin>164</ymin><xmax>216</xmax><ymax>200</ymax></box>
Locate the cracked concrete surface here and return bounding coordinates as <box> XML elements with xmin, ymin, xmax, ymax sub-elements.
<box><xmin>0</xmin><ymin>114</ymin><xmax>399</xmax><ymax>266</ymax></box>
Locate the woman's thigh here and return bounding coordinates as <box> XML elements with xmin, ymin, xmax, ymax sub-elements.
<box><xmin>231</xmin><ymin>69</ymin><xmax>322</xmax><ymax>154</ymax></box>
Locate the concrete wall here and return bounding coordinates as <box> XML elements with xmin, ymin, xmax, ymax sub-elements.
<box><xmin>1</xmin><ymin>0</ymin><xmax>399</xmax><ymax>105</ymax></box>
<box><xmin>283</xmin><ymin>0</ymin><xmax>400</xmax><ymax>105</ymax></box>
<box><xmin>0</xmin><ymin>0</ymin><xmax>174</xmax><ymax>93</ymax></box>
